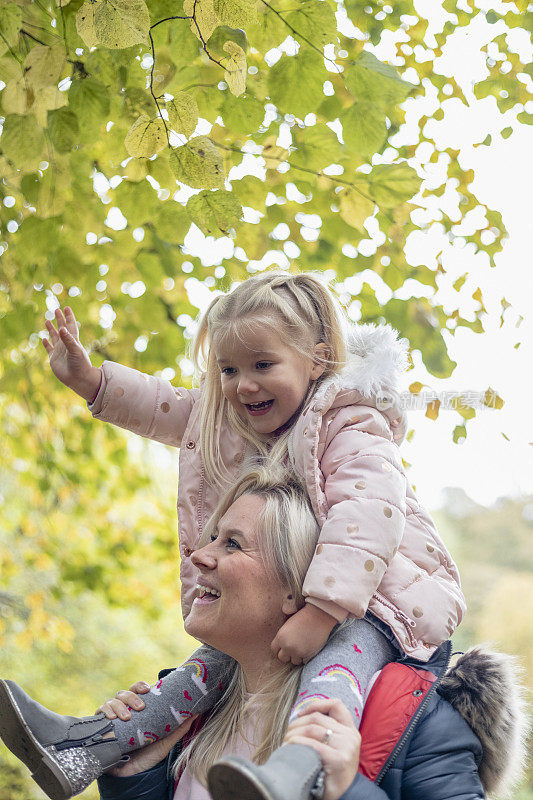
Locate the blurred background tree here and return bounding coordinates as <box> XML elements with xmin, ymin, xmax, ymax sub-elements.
<box><xmin>1</xmin><ymin>0</ymin><xmax>531</xmax><ymax>796</ymax></box>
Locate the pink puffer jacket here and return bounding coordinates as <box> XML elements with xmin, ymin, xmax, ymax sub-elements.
<box><xmin>89</xmin><ymin>324</ymin><xmax>465</xmax><ymax>661</ymax></box>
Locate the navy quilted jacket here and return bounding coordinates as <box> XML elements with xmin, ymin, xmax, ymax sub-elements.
<box><xmin>99</xmin><ymin>642</ymin><xmax>522</xmax><ymax>800</ymax></box>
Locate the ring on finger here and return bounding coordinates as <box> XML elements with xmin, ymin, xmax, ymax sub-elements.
<box><xmin>321</xmin><ymin>728</ymin><xmax>333</xmax><ymax>745</ymax></box>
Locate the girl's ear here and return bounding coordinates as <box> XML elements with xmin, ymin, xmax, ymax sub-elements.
<box><xmin>281</xmin><ymin>593</ymin><xmax>299</xmax><ymax>616</ymax></box>
<box><xmin>310</xmin><ymin>342</ymin><xmax>329</xmax><ymax>380</ymax></box>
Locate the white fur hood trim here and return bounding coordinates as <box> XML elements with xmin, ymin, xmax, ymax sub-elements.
<box><xmin>340</xmin><ymin>322</ymin><xmax>410</xmax><ymax>398</ymax></box>
<box><xmin>440</xmin><ymin>646</ymin><xmax>530</xmax><ymax>798</ymax></box>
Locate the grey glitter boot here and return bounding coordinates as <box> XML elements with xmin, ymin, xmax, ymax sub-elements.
<box><xmin>0</xmin><ymin>679</ymin><xmax>128</xmax><ymax>800</ymax></box>
<box><xmin>208</xmin><ymin>743</ymin><xmax>325</xmax><ymax>800</ymax></box>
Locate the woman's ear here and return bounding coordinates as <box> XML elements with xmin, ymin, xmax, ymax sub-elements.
<box><xmin>310</xmin><ymin>342</ymin><xmax>329</xmax><ymax>380</ymax></box>
<box><xmin>281</xmin><ymin>593</ymin><xmax>299</xmax><ymax>616</ymax></box>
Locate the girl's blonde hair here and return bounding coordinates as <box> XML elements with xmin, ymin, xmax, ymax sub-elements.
<box><xmin>192</xmin><ymin>271</ymin><xmax>347</xmax><ymax>486</ymax></box>
<box><xmin>174</xmin><ymin>464</ymin><xmax>321</xmax><ymax>784</ymax></box>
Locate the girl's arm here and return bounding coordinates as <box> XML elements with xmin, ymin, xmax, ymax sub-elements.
<box><xmin>43</xmin><ymin>306</ymin><xmax>199</xmax><ymax>448</ymax></box>
<box><xmin>88</xmin><ymin>361</ymin><xmax>199</xmax><ymax>448</ymax></box>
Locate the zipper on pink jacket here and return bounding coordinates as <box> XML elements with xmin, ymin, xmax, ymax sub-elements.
<box><xmin>372</xmin><ymin>593</ymin><xmax>417</xmax><ymax>649</ymax></box>
<box><xmin>196</xmin><ymin>467</ymin><xmax>205</xmax><ymax>532</ymax></box>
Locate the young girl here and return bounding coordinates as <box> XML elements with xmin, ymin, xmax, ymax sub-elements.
<box><xmin>0</xmin><ymin>272</ymin><xmax>465</xmax><ymax>800</ymax></box>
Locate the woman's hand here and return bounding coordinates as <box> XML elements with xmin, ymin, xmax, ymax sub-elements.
<box><xmin>42</xmin><ymin>307</ymin><xmax>101</xmax><ymax>402</ymax></box>
<box><xmin>96</xmin><ymin>681</ymin><xmax>197</xmax><ymax>777</ymax></box>
<box><xmin>284</xmin><ymin>698</ymin><xmax>360</xmax><ymax>800</ymax></box>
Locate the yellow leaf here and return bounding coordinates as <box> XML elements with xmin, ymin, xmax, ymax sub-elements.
<box><xmin>339</xmin><ymin>187</ymin><xmax>374</xmax><ymax>230</ymax></box>
<box><xmin>184</xmin><ymin>0</ymin><xmax>219</xmax><ymax>42</ymax></box>
<box><xmin>483</xmin><ymin>387</ymin><xmax>504</xmax><ymax>409</ymax></box>
<box><xmin>472</xmin><ymin>286</ymin><xmax>486</xmax><ymax>311</ymax></box>
<box><xmin>125</xmin><ymin>115</ymin><xmax>167</xmax><ymax>158</ymax></box>
<box><xmin>224</xmin><ymin>41</ymin><xmax>246</xmax><ymax>97</ymax></box>
<box><xmin>25</xmin><ymin>44</ymin><xmax>66</xmax><ymax>91</ymax></box>
<box><xmin>170</xmin><ymin>136</ymin><xmax>225</xmax><ymax>189</ymax></box>
<box><xmin>409</xmin><ymin>381</ymin><xmax>424</xmax><ymax>394</ymax></box>
<box><xmin>76</xmin><ymin>1</ymin><xmax>98</xmax><ymax>48</ymax></box>
<box><xmin>167</xmin><ymin>93</ymin><xmax>199</xmax><ymax>138</ymax></box>
<box><xmin>96</xmin><ymin>0</ymin><xmax>150</xmax><ymax>47</ymax></box>
<box><xmin>126</xmin><ymin>158</ymin><xmax>149</xmax><ymax>181</ymax></box>
<box><xmin>77</xmin><ymin>0</ymin><xmax>150</xmax><ymax>49</ymax></box>
<box><xmin>425</xmin><ymin>399</ymin><xmax>440</xmax><ymax>420</ymax></box>
<box><xmin>2</xmin><ymin>76</ymin><xmax>34</xmax><ymax>114</ymax></box>
<box><xmin>32</xmin><ymin>85</ymin><xmax>68</xmax><ymax>126</ymax></box>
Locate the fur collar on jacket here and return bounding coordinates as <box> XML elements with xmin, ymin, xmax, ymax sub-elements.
<box><xmin>439</xmin><ymin>646</ymin><xmax>530</xmax><ymax>797</ymax></box>
<box><xmin>341</xmin><ymin>322</ymin><xmax>409</xmax><ymax>397</ymax></box>
<box><xmin>311</xmin><ymin>322</ymin><xmax>410</xmax><ymax>443</ymax></box>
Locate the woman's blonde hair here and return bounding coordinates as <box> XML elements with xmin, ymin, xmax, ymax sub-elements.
<box><xmin>192</xmin><ymin>271</ymin><xmax>347</xmax><ymax>486</ymax></box>
<box><xmin>174</xmin><ymin>464</ymin><xmax>321</xmax><ymax>784</ymax></box>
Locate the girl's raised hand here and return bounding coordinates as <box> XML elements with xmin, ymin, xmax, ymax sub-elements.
<box><xmin>42</xmin><ymin>307</ymin><xmax>102</xmax><ymax>402</ymax></box>
<box><xmin>284</xmin><ymin>698</ymin><xmax>360</xmax><ymax>800</ymax></box>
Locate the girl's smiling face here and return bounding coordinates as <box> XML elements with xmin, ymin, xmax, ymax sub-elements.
<box><xmin>214</xmin><ymin>323</ymin><xmax>326</xmax><ymax>436</ymax></box>
<box><xmin>185</xmin><ymin>494</ymin><xmax>294</xmax><ymax>666</ymax></box>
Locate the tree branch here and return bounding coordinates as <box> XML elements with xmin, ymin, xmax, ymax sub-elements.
<box><xmin>216</xmin><ymin>141</ymin><xmax>376</xmax><ymax>203</ymax></box>
<box><xmin>21</xmin><ymin>29</ymin><xmax>49</xmax><ymax>47</ymax></box>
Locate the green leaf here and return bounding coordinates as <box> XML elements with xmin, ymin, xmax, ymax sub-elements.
<box><xmin>452</xmin><ymin>424</ymin><xmax>467</xmax><ymax>443</ymax></box>
<box><xmin>154</xmin><ymin>201</ymin><xmax>190</xmax><ymax>243</ymax></box>
<box><xmin>25</xmin><ymin>44</ymin><xmax>66</xmax><ymax>91</ymax></box>
<box><xmin>367</xmin><ymin>163</ymin><xmax>420</xmax><ymax>207</ymax></box>
<box><xmin>268</xmin><ymin>49</ymin><xmax>326</xmax><ymax>118</ymax></box>
<box><xmin>168</xmin><ymin>16</ymin><xmax>201</xmax><ymax>66</ymax></box>
<box><xmin>167</xmin><ymin>93</ymin><xmax>199</xmax><ymax>138</ymax></box>
<box><xmin>68</xmin><ymin>78</ymin><xmax>111</xmax><ymax>127</ymax></box>
<box><xmin>36</xmin><ymin>154</ymin><xmax>72</xmax><ymax>218</ymax></box>
<box><xmin>125</xmin><ymin>115</ymin><xmax>167</xmax><ymax>158</ymax></box>
<box><xmin>186</xmin><ymin>189</ymin><xmax>242</xmax><ymax>235</ymax></box>
<box><xmin>339</xmin><ymin>187</ymin><xmax>374</xmax><ymax>230</ymax></box>
<box><xmin>341</xmin><ymin>102</ymin><xmax>387</xmax><ymax>157</ymax></box>
<box><xmin>247</xmin><ymin>5</ymin><xmax>287</xmax><ymax>51</ymax></box>
<box><xmin>77</xmin><ymin>0</ymin><xmax>150</xmax><ymax>49</ymax></box>
<box><xmin>0</xmin><ymin>4</ymin><xmax>23</xmax><ymax>58</ymax></box>
<box><xmin>221</xmin><ymin>92</ymin><xmax>265</xmax><ymax>135</ymax></box>
<box><xmin>285</xmin><ymin>0</ymin><xmax>338</xmax><ymax>48</ymax></box>
<box><xmin>345</xmin><ymin>51</ymin><xmax>412</xmax><ymax>110</ymax></box>
<box><xmin>517</xmin><ymin>111</ymin><xmax>533</xmax><ymax>125</ymax></box>
<box><xmin>290</xmin><ymin>124</ymin><xmax>343</xmax><ymax>171</ymax></box>
<box><xmin>1</xmin><ymin>115</ymin><xmax>45</xmax><ymax>171</ymax></box>
<box><xmin>47</xmin><ymin>108</ymin><xmax>80</xmax><ymax>153</ymax></box>
<box><xmin>224</xmin><ymin>41</ymin><xmax>246</xmax><ymax>97</ymax></box>
<box><xmin>231</xmin><ymin>175</ymin><xmax>266</xmax><ymax>207</ymax></box>
<box><xmin>170</xmin><ymin>136</ymin><xmax>225</xmax><ymax>189</ymax></box>
<box><xmin>213</xmin><ymin>0</ymin><xmax>258</xmax><ymax>30</ymax></box>
<box><xmin>112</xmin><ymin>178</ymin><xmax>158</xmax><ymax>224</ymax></box>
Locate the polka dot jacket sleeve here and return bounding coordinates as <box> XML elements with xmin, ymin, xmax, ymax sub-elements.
<box><xmin>302</xmin><ymin>406</ymin><xmax>407</xmax><ymax>622</ymax></box>
<box><xmin>88</xmin><ymin>361</ymin><xmax>200</xmax><ymax>448</ymax></box>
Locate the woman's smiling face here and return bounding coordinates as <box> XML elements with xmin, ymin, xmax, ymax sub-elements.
<box><xmin>185</xmin><ymin>494</ymin><xmax>292</xmax><ymax>664</ymax></box>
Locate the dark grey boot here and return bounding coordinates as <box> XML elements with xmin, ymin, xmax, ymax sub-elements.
<box><xmin>208</xmin><ymin>743</ymin><xmax>325</xmax><ymax>800</ymax></box>
<box><xmin>0</xmin><ymin>679</ymin><xmax>128</xmax><ymax>800</ymax></box>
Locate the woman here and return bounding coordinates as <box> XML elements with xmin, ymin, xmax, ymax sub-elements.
<box><xmin>94</xmin><ymin>468</ymin><xmax>527</xmax><ymax>800</ymax></box>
